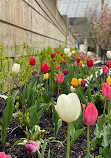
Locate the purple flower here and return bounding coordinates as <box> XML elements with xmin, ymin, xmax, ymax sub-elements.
<box><xmin>63</xmin><ymin>69</ymin><xmax>68</xmax><ymax>75</ymax></box>
<box><xmin>25</xmin><ymin>140</ymin><xmax>40</xmax><ymax>156</ymax></box>
<box><xmin>81</xmin><ymin>79</ymin><xmax>85</xmax><ymax>87</ymax></box>
<box><xmin>71</xmin><ymin>58</ymin><xmax>74</xmax><ymax>62</ymax></box>
<box><xmin>53</xmin><ymin>59</ymin><xmax>55</xmax><ymax>62</ymax></box>
<box><xmin>32</xmin><ymin>70</ymin><xmax>37</xmax><ymax>76</ymax></box>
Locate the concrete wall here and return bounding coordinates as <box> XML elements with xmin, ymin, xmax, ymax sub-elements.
<box><xmin>0</xmin><ymin>0</ymin><xmax>76</xmax><ymax>57</ymax></box>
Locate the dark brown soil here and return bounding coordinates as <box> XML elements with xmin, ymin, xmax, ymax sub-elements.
<box><xmin>0</xmin><ymin>97</ymin><xmax>99</xmax><ymax>158</ymax></box>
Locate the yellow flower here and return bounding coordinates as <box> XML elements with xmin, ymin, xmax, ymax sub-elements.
<box><xmin>44</xmin><ymin>73</ymin><xmax>49</xmax><ymax>80</ymax></box>
<box><xmin>72</xmin><ymin>78</ymin><xmax>78</xmax><ymax>87</ymax></box>
<box><xmin>79</xmin><ymin>61</ymin><xmax>83</xmax><ymax>66</ymax></box>
<box><xmin>106</xmin><ymin>77</ymin><xmax>111</xmax><ymax>84</ymax></box>
<box><xmin>78</xmin><ymin>78</ymin><xmax>82</xmax><ymax>85</ymax></box>
<box><xmin>93</xmin><ymin>59</ymin><xmax>95</xmax><ymax>62</ymax></box>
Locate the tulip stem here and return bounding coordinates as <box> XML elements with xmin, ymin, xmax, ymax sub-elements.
<box><xmin>108</xmin><ymin>100</ymin><xmax>110</xmax><ymax>126</ymax></box>
<box><xmin>57</xmin><ymin>84</ymin><xmax>60</xmax><ymax>98</ymax></box>
<box><xmin>87</xmin><ymin>125</ymin><xmax>90</xmax><ymax>155</ymax></box>
<box><xmin>104</xmin><ymin>74</ymin><xmax>106</xmax><ymax>82</ymax></box>
<box><xmin>103</xmin><ymin>98</ymin><xmax>106</xmax><ymax>116</ymax></box>
<box><xmin>67</xmin><ymin>123</ymin><xmax>70</xmax><ymax>158</ymax></box>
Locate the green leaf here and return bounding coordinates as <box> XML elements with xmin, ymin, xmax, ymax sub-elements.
<box><xmin>48</xmin><ymin>148</ymin><xmax>50</xmax><ymax>158</ymax></box>
<box><xmin>99</xmin><ymin>145</ymin><xmax>111</xmax><ymax>158</ymax></box>
<box><xmin>91</xmin><ymin>137</ymin><xmax>102</xmax><ymax>150</ymax></box>
<box><xmin>41</xmin><ymin>140</ymin><xmax>47</xmax><ymax>158</ymax></box>
<box><xmin>85</xmin><ymin>153</ymin><xmax>94</xmax><ymax>158</ymax></box>
<box><xmin>1</xmin><ymin>97</ymin><xmax>15</xmax><ymax>145</ymax></box>
<box><xmin>12</xmin><ymin>90</ymin><xmax>19</xmax><ymax>100</ymax></box>
<box><xmin>94</xmin><ymin>156</ymin><xmax>103</xmax><ymax>158</ymax></box>
<box><xmin>70</xmin><ymin>128</ymin><xmax>86</xmax><ymax>147</ymax></box>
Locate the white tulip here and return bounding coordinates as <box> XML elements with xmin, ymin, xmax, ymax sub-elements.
<box><xmin>70</xmin><ymin>86</ymin><xmax>75</xmax><ymax>92</ymax></box>
<box><xmin>106</xmin><ymin>50</ymin><xmax>111</xmax><ymax>59</ymax></box>
<box><xmin>12</xmin><ymin>63</ymin><xmax>20</xmax><ymax>73</ymax></box>
<box><xmin>55</xmin><ymin>93</ymin><xmax>81</xmax><ymax>123</ymax></box>
<box><xmin>64</xmin><ymin>48</ymin><xmax>70</xmax><ymax>54</ymax></box>
<box><xmin>67</xmin><ymin>52</ymin><xmax>72</xmax><ymax>57</ymax></box>
<box><xmin>72</xmin><ymin>51</ymin><xmax>75</xmax><ymax>54</ymax></box>
<box><xmin>87</xmin><ymin>51</ymin><xmax>92</xmax><ymax>57</ymax></box>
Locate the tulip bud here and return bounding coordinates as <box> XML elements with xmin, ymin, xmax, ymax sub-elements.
<box><xmin>56</xmin><ymin>73</ymin><xmax>64</xmax><ymax>84</ymax></box>
<box><xmin>102</xmin><ymin>66</ymin><xmax>108</xmax><ymax>74</ymax></box>
<box><xmin>79</xmin><ymin>61</ymin><xmax>83</xmax><ymax>66</ymax></box>
<box><xmin>63</xmin><ymin>69</ymin><xmax>68</xmax><ymax>75</ymax></box>
<box><xmin>87</xmin><ymin>59</ymin><xmax>93</xmax><ymax>67</ymax></box>
<box><xmin>41</xmin><ymin>63</ymin><xmax>49</xmax><ymax>73</ymax></box>
<box><xmin>87</xmin><ymin>51</ymin><xmax>92</xmax><ymax>57</ymax></box>
<box><xmin>81</xmin><ymin>79</ymin><xmax>85</xmax><ymax>87</ymax></box>
<box><xmin>106</xmin><ymin>61</ymin><xmax>111</xmax><ymax>68</ymax></box>
<box><xmin>106</xmin><ymin>50</ymin><xmax>111</xmax><ymax>59</ymax></box>
<box><xmin>64</xmin><ymin>48</ymin><xmax>70</xmax><ymax>54</ymax></box>
<box><xmin>106</xmin><ymin>77</ymin><xmax>111</xmax><ymax>84</ymax></box>
<box><xmin>102</xmin><ymin>83</ymin><xmax>111</xmax><ymax>100</ymax></box>
<box><xmin>72</xmin><ymin>78</ymin><xmax>78</xmax><ymax>87</ymax></box>
<box><xmin>32</xmin><ymin>70</ymin><xmax>37</xmax><ymax>76</ymax></box>
<box><xmin>51</xmin><ymin>53</ymin><xmax>55</xmax><ymax>58</ymax></box>
<box><xmin>12</xmin><ymin>63</ymin><xmax>20</xmax><ymax>73</ymax></box>
<box><xmin>82</xmin><ymin>103</ymin><xmax>98</xmax><ymax>125</ymax></box>
<box><xmin>76</xmin><ymin>58</ymin><xmax>80</xmax><ymax>63</ymax></box>
<box><xmin>55</xmin><ymin>93</ymin><xmax>81</xmax><ymax>122</ymax></box>
<box><xmin>44</xmin><ymin>73</ymin><xmax>49</xmax><ymax>80</ymax></box>
<box><xmin>57</xmin><ymin>64</ymin><xmax>60</xmax><ymax>70</ymax></box>
<box><xmin>78</xmin><ymin>78</ymin><xmax>82</xmax><ymax>85</ymax></box>
<box><xmin>30</xmin><ymin>57</ymin><xmax>36</xmax><ymax>65</ymax></box>
<box><xmin>61</xmin><ymin>53</ymin><xmax>63</xmax><ymax>56</ymax></box>
<box><xmin>70</xmin><ymin>86</ymin><xmax>75</xmax><ymax>92</ymax></box>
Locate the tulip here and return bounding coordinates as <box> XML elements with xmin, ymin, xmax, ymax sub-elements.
<box><xmin>61</xmin><ymin>52</ymin><xmax>63</xmax><ymax>56</ymax></box>
<box><xmin>63</xmin><ymin>69</ymin><xmax>68</xmax><ymax>75</ymax></box>
<box><xmin>56</xmin><ymin>73</ymin><xmax>64</xmax><ymax>84</ymax></box>
<box><xmin>60</xmin><ymin>59</ymin><xmax>65</xmax><ymax>64</ymax></box>
<box><xmin>72</xmin><ymin>51</ymin><xmax>75</xmax><ymax>54</ymax></box>
<box><xmin>82</xmin><ymin>103</ymin><xmax>98</xmax><ymax>125</ymax></box>
<box><xmin>76</xmin><ymin>54</ymin><xmax>79</xmax><ymax>57</ymax></box>
<box><xmin>41</xmin><ymin>63</ymin><xmax>49</xmax><ymax>73</ymax></box>
<box><xmin>106</xmin><ymin>77</ymin><xmax>111</xmax><ymax>84</ymax></box>
<box><xmin>81</xmin><ymin>79</ymin><xmax>85</xmax><ymax>87</ymax></box>
<box><xmin>32</xmin><ymin>70</ymin><xmax>37</xmax><ymax>76</ymax></box>
<box><xmin>93</xmin><ymin>53</ymin><xmax>96</xmax><ymax>57</ymax></box>
<box><xmin>0</xmin><ymin>152</ymin><xmax>16</xmax><ymax>158</ymax></box>
<box><xmin>106</xmin><ymin>50</ymin><xmax>111</xmax><ymax>59</ymax></box>
<box><xmin>72</xmin><ymin>78</ymin><xmax>78</xmax><ymax>87</ymax></box>
<box><xmin>64</xmin><ymin>48</ymin><xmax>70</xmax><ymax>54</ymax></box>
<box><xmin>102</xmin><ymin>83</ymin><xmax>111</xmax><ymax>100</ymax></box>
<box><xmin>106</xmin><ymin>61</ymin><xmax>111</xmax><ymax>68</ymax></box>
<box><xmin>76</xmin><ymin>57</ymin><xmax>80</xmax><ymax>63</ymax></box>
<box><xmin>78</xmin><ymin>78</ymin><xmax>82</xmax><ymax>85</ymax></box>
<box><xmin>44</xmin><ymin>73</ymin><xmax>49</xmax><ymax>80</ymax></box>
<box><xmin>102</xmin><ymin>66</ymin><xmax>108</xmax><ymax>74</ymax></box>
<box><xmin>71</xmin><ymin>58</ymin><xmax>74</xmax><ymax>62</ymax></box>
<box><xmin>87</xmin><ymin>59</ymin><xmax>93</xmax><ymax>67</ymax></box>
<box><xmin>51</xmin><ymin>53</ymin><xmax>55</xmax><ymax>58</ymax></box>
<box><xmin>87</xmin><ymin>51</ymin><xmax>92</xmax><ymax>57</ymax></box>
<box><xmin>102</xmin><ymin>83</ymin><xmax>111</xmax><ymax>126</ymax></box>
<box><xmin>70</xmin><ymin>86</ymin><xmax>75</xmax><ymax>92</ymax></box>
<box><xmin>71</xmin><ymin>54</ymin><xmax>73</xmax><ymax>58</ymax></box>
<box><xmin>25</xmin><ymin>140</ymin><xmax>40</xmax><ymax>156</ymax></box>
<box><xmin>55</xmin><ymin>93</ymin><xmax>81</xmax><ymax>158</ymax></box>
<box><xmin>57</xmin><ymin>51</ymin><xmax>60</xmax><ymax>54</ymax></box>
<box><xmin>82</xmin><ymin>103</ymin><xmax>98</xmax><ymax>155</ymax></box>
<box><xmin>57</xmin><ymin>64</ymin><xmax>60</xmax><ymax>70</ymax></box>
<box><xmin>79</xmin><ymin>61</ymin><xmax>83</xmax><ymax>66</ymax></box>
<box><xmin>12</xmin><ymin>63</ymin><xmax>20</xmax><ymax>73</ymax></box>
<box><xmin>30</xmin><ymin>57</ymin><xmax>36</xmax><ymax>65</ymax></box>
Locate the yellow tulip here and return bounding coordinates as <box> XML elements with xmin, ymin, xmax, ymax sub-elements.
<box><xmin>93</xmin><ymin>59</ymin><xmax>95</xmax><ymax>62</ymax></box>
<box><xmin>44</xmin><ymin>73</ymin><xmax>49</xmax><ymax>80</ymax></box>
<box><xmin>72</xmin><ymin>78</ymin><xmax>78</xmax><ymax>87</ymax></box>
<box><xmin>106</xmin><ymin>77</ymin><xmax>111</xmax><ymax>84</ymax></box>
<box><xmin>79</xmin><ymin>61</ymin><xmax>83</xmax><ymax>66</ymax></box>
<box><xmin>78</xmin><ymin>78</ymin><xmax>82</xmax><ymax>85</ymax></box>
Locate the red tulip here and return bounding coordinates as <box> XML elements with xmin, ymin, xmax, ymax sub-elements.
<box><xmin>87</xmin><ymin>59</ymin><xmax>93</xmax><ymax>67</ymax></box>
<box><xmin>106</xmin><ymin>61</ymin><xmax>111</xmax><ymax>68</ymax></box>
<box><xmin>41</xmin><ymin>63</ymin><xmax>49</xmax><ymax>73</ymax></box>
<box><xmin>56</xmin><ymin>73</ymin><xmax>64</xmax><ymax>84</ymax></box>
<box><xmin>102</xmin><ymin>83</ymin><xmax>111</xmax><ymax>100</ymax></box>
<box><xmin>76</xmin><ymin>58</ymin><xmax>80</xmax><ymax>63</ymax></box>
<box><xmin>82</xmin><ymin>103</ymin><xmax>98</xmax><ymax>125</ymax></box>
<box><xmin>71</xmin><ymin>54</ymin><xmax>73</xmax><ymax>58</ymax></box>
<box><xmin>102</xmin><ymin>66</ymin><xmax>108</xmax><ymax>74</ymax></box>
<box><xmin>61</xmin><ymin>53</ymin><xmax>63</xmax><ymax>56</ymax></box>
<box><xmin>51</xmin><ymin>53</ymin><xmax>55</xmax><ymax>58</ymax></box>
<box><xmin>30</xmin><ymin>57</ymin><xmax>36</xmax><ymax>65</ymax></box>
<box><xmin>76</xmin><ymin>54</ymin><xmax>79</xmax><ymax>57</ymax></box>
<box><xmin>57</xmin><ymin>51</ymin><xmax>60</xmax><ymax>54</ymax></box>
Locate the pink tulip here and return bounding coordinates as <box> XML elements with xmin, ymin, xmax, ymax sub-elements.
<box><xmin>102</xmin><ymin>83</ymin><xmax>111</xmax><ymax>100</ymax></box>
<box><xmin>102</xmin><ymin>66</ymin><xmax>108</xmax><ymax>74</ymax></box>
<box><xmin>0</xmin><ymin>152</ymin><xmax>16</xmax><ymax>158</ymax></box>
<box><xmin>82</xmin><ymin>103</ymin><xmax>98</xmax><ymax>125</ymax></box>
<box><xmin>25</xmin><ymin>140</ymin><xmax>40</xmax><ymax>156</ymax></box>
<box><xmin>56</xmin><ymin>73</ymin><xmax>64</xmax><ymax>84</ymax></box>
<box><xmin>57</xmin><ymin>64</ymin><xmax>60</xmax><ymax>70</ymax></box>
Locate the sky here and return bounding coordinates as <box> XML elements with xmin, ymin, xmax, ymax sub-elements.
<box><xmin>58</xmin><ymin>0</ymin><xmax>111</xmax><ymax>17</ymax></box>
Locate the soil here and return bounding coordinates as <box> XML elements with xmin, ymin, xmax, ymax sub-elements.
<box><xmin>0</xmin><ymin>97</ymin><xmax>100</xmax><ymax>158</ymax></box>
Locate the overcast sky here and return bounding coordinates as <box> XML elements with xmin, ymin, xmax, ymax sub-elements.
<box><xmin>58</xmin><ymin>0</ymin><xmax>111</xmax><ymax>17</ymax></box>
